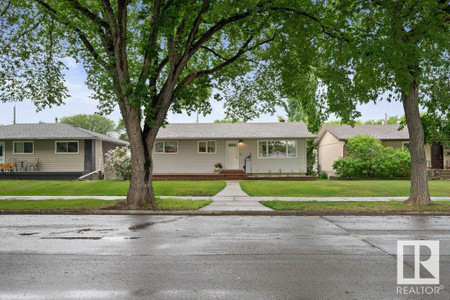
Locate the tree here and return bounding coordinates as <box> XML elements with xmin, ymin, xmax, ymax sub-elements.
<box><xmin>61</xmin><ymin>114</ymin><xmax>116</xmax><ymax>136</ymax></box>
<box><xmin>1</xmin><ymin>1</ymin><xmax>325</xmax><ymax>207</ymax></box>
<box><xmin>115</xmin><ymin>119</ymin><xmax>129</xmax><ymax>141</ymax></box>
<box><xmin>364</xmin><ymin>115</ymin><xmax>401</xmax><ymax>125</ymax></box>
<box><xmin>213</xmin><ymin>119</ymin><xmax>243</xmax><ymax>123</ymax></box>
<box><xmin>277</xmin><ymin>0</ymin><xmax>449</xmax><ymax>205</ymax></box>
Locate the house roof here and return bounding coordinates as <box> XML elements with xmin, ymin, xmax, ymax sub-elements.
<box><xmin>313</xmin><ymin>124</ymin><xmax>409</xmax><ymax>145</ymax></box>
<box><xmin>0</xmin><ymin>123</ymin><xmax>129</xmax><ymax>145</ymax></box>
<box><xmin>156</xmin><ymin>122</ymin><xmax>316</xmax><ymax>139</ymax></box>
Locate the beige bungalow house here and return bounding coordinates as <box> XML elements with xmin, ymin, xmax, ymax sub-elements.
<box><xmin>0</xmin><ymin>123</ymin><xmax>128</xmax><ymax>180</ymax></box>
<box><xmin>313</xmin><ymin>124</ymin><xmax>449</xmax><ymax>176</ymax></box>
<box><xmin>153</xmin><ymin>122</ymin><xmax>315</xmax><ymax>176</ymax></box>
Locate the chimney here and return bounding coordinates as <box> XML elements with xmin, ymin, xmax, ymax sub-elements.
<box><xmin>384</xmin><ymin>113</ymin><xmax>388</xmax><ymax>125</ymax></box>
<box><xmin>55</xmin><ymin>117</ymin><xmax>58</xmax><ymax>124</ymax></box>
<box><xmin>13</xmin><ymin>106</ymin><xmax>16</xmax><ymax>124</ymax></box>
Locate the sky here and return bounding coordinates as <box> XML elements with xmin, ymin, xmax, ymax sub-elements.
<box><xmin>0</xmin><ymin>59</ymin><xmax>405</xmax><ymax>126</ymax></box>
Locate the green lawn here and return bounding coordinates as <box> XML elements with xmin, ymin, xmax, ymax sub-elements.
<box><xmin>0</xmin><ymin>180</ymin><xmax>226</xmax><ymax>196</ymax></box>
<box><xmin>0</xmin><ymin>198</ymin><xmax>212</xmax><ymax>210</ymax></box>
<box><xmin>261</xmin><ymin>200</ymin><xmax>450</xmax><ymax>211</ymax></box>
<box><xmin>241</xmin><ymin>180</ymin><xmax>450</xmax><ymax>197</ymax></box>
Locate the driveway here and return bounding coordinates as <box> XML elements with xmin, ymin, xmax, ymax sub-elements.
<box><xmin>0</xmin><ymin>215</ymin><xmax>448</xmax><ymax>299</ymax></box>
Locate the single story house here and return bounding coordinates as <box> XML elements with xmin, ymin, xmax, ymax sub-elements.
<box><xmin>153</xmin><ymin>122</ymin><xmax>316</xmax><ymax>175</ymax></box>
<box><xmin>313</xmin><ymin>124</ymin><xmax>449</xmax><ymax>175</ymax></box>
<box><xmin>0</xmin><ymin>123</ymin><xmax>128</xmax><ymax>180</ymax></box>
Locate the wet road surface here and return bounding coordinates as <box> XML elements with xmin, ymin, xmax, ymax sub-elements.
<box><xmin>0</xmin><ymin>215</ymin><xmax>448</xmax><ymax>299</ymax></box>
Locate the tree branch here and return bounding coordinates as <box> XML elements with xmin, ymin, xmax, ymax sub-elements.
<box><xmin>138</xmin><ymin>0</ymin><xmax>162</xmax><ymax>83</ymax></box>
<box><xmin>200</xmin><ymin>46</ymin><xmax>228</xmax><ymax>60</ymax></box>
<box><xmin>101</xmin><ymin>0</ymin><xmax>117</xmax><ymax>36</ymax></box>
<box><xmin>270</xmin><ymin>6</ymin><xmax>350</xmax><ymax>43</ymax></box>
<box><xmin>33</xmin><ymin>0</ymin><xmax>108</xmax><ymax>68</ymax></box>
<box><xmin>178</xmin><ymin>34</ymin><xmax>275</xmax><ymax>89</ymax></box>
<box><xmin>0</xmin><ymin>0</ymin><xmax>11</xmax><ymax>17</ymax></box>
<box><xmin>188</xmin><ymin>10</ymin><xmax>252</xmax><ymax>56</ymax></box>
<box><xmin>185</xmin><ymin>0</ymin><xmax>210</xmax><ymax>50</ymax></box>
<box><xmin>63</xmin><ymin>0</ymin><xmax>109</xmax><ymax>29</ymax></box>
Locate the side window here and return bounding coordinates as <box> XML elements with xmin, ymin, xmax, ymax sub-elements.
<box><xmin>13</xmin><ymin>141</ymin><xmax>34</xmax><ymax>154</ymax></box>
<box><xmin>154</xmin><ymin>141</ymin><xmax>178</xmax><ymax>154</ymax></box>
<box><xmin>198</xmin><ymin>141</ymin><xmax>216</xmax><ymax>153</ymax></box>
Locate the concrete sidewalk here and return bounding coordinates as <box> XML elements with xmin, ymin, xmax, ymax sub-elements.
<box><xmin>1</xmin><ymin>195</ymin><xmax>449</xmax><ymax>202</ymax></box>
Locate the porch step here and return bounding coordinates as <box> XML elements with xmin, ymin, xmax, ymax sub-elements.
<box><xmin>219</xmin><ymin>170</ymin><xmax>248</xmax><ymax>180</ymax></box>
<box><xmin>435</xmin><ymin>169</ymin><xmax>450</xmax><ymax>179</ymax></box>
<box><xmin>220</xmin><ymin>169</ymin><xmax>246</xmax><ymax>175</ymax></box>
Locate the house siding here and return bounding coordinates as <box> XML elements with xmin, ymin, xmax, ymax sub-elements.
<box><xmin>382</xmin><ymin>140</ymin><xmax>405</xmax><ymax>148</ymax></box>
<box><xmin>3</xmin><ymin>139</ymin><xmax>85</xmax><ymax>172</ymax></box>
<box><xmin>153</xmin><ymin>140</ymin><xmax>226</xmax><ymax>174</ymax></box>
<box><xmin>152</xmin><ymin>138</ymin><xmax>308</xmax><ymax>174</ymax></box>
<box><xmin>317</xmin><ymin>132</ymin><xmax>345</xmax><ymax>175</ymax></box>
<box><xmin>95</xmin><ymin>139</ymin><xmax>104</xmax><ymax>170</ymax></box>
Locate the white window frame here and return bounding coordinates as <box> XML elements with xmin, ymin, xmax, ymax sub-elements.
<box><xmin>197</xmin><ymin>140</ymin><xmax>217</xmax><ymax>154</ymax></box>
<box><xmin>55</xmin><ymin>140</ymin><xmax>80</xmax><ymax>154</ymax></box>
<box><xmin>154</xmin><ymin>141</ymin><xmax>178</xmax><ymax>154</ymax></box>
<box><xmin>257</xmin><ymin>140</ymin><xmax>298</xmax><ymax>159</ymax></box>
<box><xmin>13</xmin><ymin>141</ymin><xmax>34</xmax><ymax>155</ymax></box>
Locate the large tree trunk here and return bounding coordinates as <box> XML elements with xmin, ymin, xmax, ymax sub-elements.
<box><xmin>124</xmin><ymin>110</ymin><xmax>156</xmax><ymax>208</ymax></box>
<box><xmin>126</xmin><ymin>145</ymin><xmax>155</xmax><ymax>208</ymax></box>
<box><xmin>402</xmin><ymin>85</ymin><xmax>432</xmax><ymax>205</ymax></box>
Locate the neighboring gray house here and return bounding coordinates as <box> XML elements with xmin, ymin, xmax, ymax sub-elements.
<box><xmin>0</xmin><ymin>123</ymin><xmax>128</xmax><ymax>179</ymax></box>
<box><xmin>153</xmin><ymin>122</ymin><xmax>316</xmax><ymax>175</ymax></box>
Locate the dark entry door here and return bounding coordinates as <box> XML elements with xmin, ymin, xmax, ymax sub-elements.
<box><xmin>431</xmin><ymin>143</ymin><xmax>443</xmax><ymax>169</ymax></box>
<box><xmin>84</xmin><ymin>139</ymin><xmax>95</xmax><ymax>171</ymax></box>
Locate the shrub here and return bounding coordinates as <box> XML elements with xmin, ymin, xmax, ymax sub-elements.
<box><xmin>104</xmin><ymin>146</ymin><xmax>131</xmax><ymax>180</ymax></box>
<box><xmin>320</xmin><ymin>172</ymin><xmax>328</xmax><ymax>179</ymax></box>
<box><xmin>332</xmin><ymin>135</ymin><xmax>410</xmax><ymax>178</ymax></box>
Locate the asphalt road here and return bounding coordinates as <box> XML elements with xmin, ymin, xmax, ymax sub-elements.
<box><xmin>0</xmin><ymin>215</ymin><xmax>448</xmax><ymax>299</ymax></box>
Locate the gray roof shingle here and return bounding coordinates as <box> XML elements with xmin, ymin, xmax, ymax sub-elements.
<box><xmin>156</xmin><ymin>122</ymin><xmax>316</xmax><ymax>139</ymax></box>
<box><xmin>0</xmin><ymin>123</ymin><xmax>129</xmax><ymax>145</ymax></box>
<box><xmin>314</xmin><ymin>124</ymin><xmax>409</xmax><ymax>144</ymax></box>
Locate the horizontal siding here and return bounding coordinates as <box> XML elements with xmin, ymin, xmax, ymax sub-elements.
<box><xmin>382</xmin><ymin>140</ymin><xmax>404</xmax><ymax>149</ymax></box>
<box><xmin>153</xmin><ymin>138</ymin><xmax>308</xmax><ymax>174</ymax></box>
<box><xmin>95</xmin><ymin>139</ymin><xmax>103</xmax><ymax>170</ymax></box>
<box><xmin>153</xmin><ymin>140</ymin><xmax>226</xmax><ymax>174</ymax></box>
<box><xmin>2</xmin><ymin>139</ymin><xmax>85</xmax><ymax>172</ymax></box>
<box><xmin>317</xmin><ymin>132</ymin><xmax>344</xmax><ymax>175</ymax></box>
<box><xmin>239</xmin><ymin>139</ymin><xmax>307</xmax><ymax>174</ymax></box>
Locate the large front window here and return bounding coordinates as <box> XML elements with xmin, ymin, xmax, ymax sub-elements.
<box><xmin>154</xmin><ymin>141</ymin><xmax>178</xmax><ymax>154</ymax></box>
<box><xmin>13</xmin><ymin>141</ymin><xmax>34</xmax><ymax>154</ymax></box>
<box><xmin>258</xmin><ymin>140</ymin><xmax>297</xmax><ymax>158</ymax></box>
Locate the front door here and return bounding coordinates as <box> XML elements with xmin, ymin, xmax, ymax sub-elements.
<box><xmin>431</xmin><ymin>143</ymin><xmax>443</xmax><ymax>169</ymax></box>
<box><xmin>0</xmin><ymin>142</ymin><xmax>4</xmax><ymax>164</ymax></box>
<box><xmin>225</xmin><ymin>140</ymin><xmax>239</xmax><ymax>169</ymax></box>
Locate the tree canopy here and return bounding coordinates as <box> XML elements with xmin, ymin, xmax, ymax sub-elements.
<box><xmin>60</xmin><ymin>114</ymin><xmax>116</xmax><ymax>136</ymax></box>
<box><xmin>1</xmin><ymin>0</ymin><xmax>447</xmax><ymax>206</ymax></box>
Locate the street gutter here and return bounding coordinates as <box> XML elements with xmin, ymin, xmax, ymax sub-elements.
<box><xmin>1</xmin><ymin>209</ymin><xmax>449</xmax><ymax>216</ymax></box>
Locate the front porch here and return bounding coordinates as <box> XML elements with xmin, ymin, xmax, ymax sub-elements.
<box><xmin>153</xmin><ymin>170</ymin><xmax>248</xmax><ymax>181</ymax></box>
<box><xmin>0</xmin><ymin>171</ymin><xmax>84</xmax><ymax>180</ymax></box>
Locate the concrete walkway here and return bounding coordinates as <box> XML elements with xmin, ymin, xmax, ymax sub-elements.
<box><xmin>200</xmin><ymin>181</ymin><xmax>272</xmax><ymax>211</ymax></box>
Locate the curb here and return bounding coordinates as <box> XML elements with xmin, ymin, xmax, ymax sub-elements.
<box><xmin>1</xmin><ymin>209</ymin><xmax>449</xmax><ymax>216</ymax></box>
